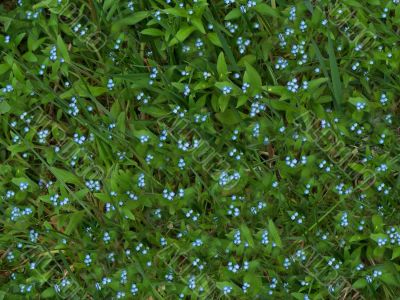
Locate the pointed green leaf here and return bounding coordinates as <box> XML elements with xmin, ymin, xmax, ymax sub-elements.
<box><xmin>240</xmin><ymin>224</ymin><xmax>254</xmax><ymax>247</ymax></box>
<box><xmin>225</xmin><ymin>8</ymin><xmax>242</xmax><ymax>20</ymax></box>
<box><xmin>141</xmin><ymin>28</ymin><xmax>164</xmax><ymax>36</ymax></box>
<box><xmin>217</xmin><ymin>52</ymin><xmax>228</xmax><ymax>77</ymax></box>
<box><xmin>191</xmin><ymin>17</ymin><xmax>205</xmax><ymax>34</ymax></box>
<box><xmin>111</xmin><ymin>11</ymin><xmax>150</xmax><ymax>32</ymax></box>
<box><xmin>50</xmin><ymin>167</ymin><xmax>81</xmax><ymax>186</ymax></box>
<box><xmin>65</xmin><ymin>211</ymin><xmax>85</xmax><ymax>235</ymax></box>
<box><xmin>244</xmin><ymin>62</ymin><xmax>262</xmax><ymax>91</ymax></box>
<box><xmin>327</xmin><ymin>36</ymin><xmax>343</xmax><ymax>110</ymax></box>
<box><xmin>168</xmin><ymin>26</ymin><xmax>196</xmax><ymax>46</ymax></box>
<box><xmin>268</xmin><ymin>219</ymin><xmax>282</xmax><ymax>247</ymax></box>
<box><xmin>57</xmin><ymin>35</ymin><xmax>71</xmax><ymax>63</ymax></box>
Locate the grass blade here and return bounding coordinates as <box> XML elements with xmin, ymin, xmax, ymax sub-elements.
<box><xmin>327</xmin><ymin>36</ymin><xmax>343</xmax><ymax>111</ymax></box>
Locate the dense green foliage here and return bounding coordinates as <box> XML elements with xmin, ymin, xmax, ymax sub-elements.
<box><xmin>1</xmin><ymin>0</ymin><xmax>400</xmax><ymax>299</ymax></box>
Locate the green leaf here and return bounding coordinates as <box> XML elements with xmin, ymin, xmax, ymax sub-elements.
<box><xmin>215</xmin><ymin>109</ymin><xmax>241</xmax><ymax>125</ymax></box>
<box><xmin>141</xmin><ymin>28</ymin><xmax>164</xmax><ymax>36</ymax></box>
<box><xmin>28</xmin><ymin>35</ymin><xmax>46</xmax><ymax>51</ymax></box>
<box><xmin>22</xmin><ymin>52</ymin><xmax>38</xmax><ymax>62</ymax></box>
<box><xmin>392</xmin><ymin>247</ymin><xmax>400</xmax><ymax>260</ymax></box>
<box><xmin>207</xmin><ymin>32</ymin><xmax>222</xmax><ymax>47</ymax></box>
<box><xmin>308</xmin><ymin>77</ymin><xmax>328</xmax><ymax>90</ymax></box>
<box><xmin>244</xmin><ymin>62</ymin><xmax>262</xmax><ymax>91</ymax></box>
<box><xmin>352</xmin><ymin>278</ymin><xmax>367</xmax><ymax>289</ymax></box>
<box><xmin>56</xmin><ymin>35</ymin><xmax>71</xmax><ymax>63</ymax></box>
<box><xmin>122</xmin><ymin>208</ymin><xmax>136</xmax><ymax>220</ymax></box>
<box><xmin>140</xmin><ymin>106</ymin><xmax>169</xmax><ymax>117</ymax></box>
<box><xmin>60</xmin><ymin>83</ymin><xmax>107</xmax><ymax>98</ymax></box>
<box><xmin>381</xmin><ymin>273</ymin><xmax>399</xmax><ymax>286</ymax></box>
<box><xmin>349</xmin><ymin>234</ymin><xmax>368</xmax><ymax>242</ymax></box>
<box><xmin>50</xmin><ymin>167</ymin><xmax>81</xmax><ymax>186</ymax></box>
<box><xmin>225</xmin><ymin>8</ymin><xmax>242</xmax><ymax>20</ymax></box>
<box><xmin>311</xmin><ymin>7</ymin><xmax>323</xmax><ymax>26</ymax></box>
<box><xmin>0</xmin><ymin>101</ymin><xmax>11</xmax><ymax>114</ymax></box>
<box><xmin>304</xmin><ymin>0</ymin><xmax>314</xmax><ymax>13</ymax></box>
<box><xmin>163</xmin><ymin>8</ymin><xmax>187</xmax><ymax>17</ymax></box>
<box><xmin>343</xmin><ymin>0</ymin><xmax>363</xmax><ymax>7</ymax></box>
<box><xmin>240</xmin><ymin>224</ymin><xmax>254</xmax><ymax>247</ymax></box>
<box><xmin>88</xmin><ymin>86</ymin><xmax>108</xmax><ymax>97</ymax></box>
<box><xmin>12</xmin><ymin>64</ymin><xmax>24</xmax><ymax>81</ymax></box>
<box><xmin>168</xmin><ymin>26</ymin><xmax>196</xmax><ymax>46</ymax></box>
<box><xmin>254</xmin><ymin>3</ymin><xmax>279</xmax><ymax>17</ymax></box>
<box><xmin>218</xmin><ymin>95</ymin><xmax>230</xmax><ymax>112</ymax></box>
<box><xmin>217</xmin><ymin>52</ymin><xmax>228</xmax><ymax>77</ymax></box>
<box><xmin>372</xmin><ymin>215</ymin><xmax>384</xmax><ymax>231</ymax></box>
<box><xmin>268</xmin><ymin>219</ymin><xmax>282</xmax><ymax>248</ymax></box>
<box><xmin>291</xmin><ymin>293</ymin><xmax>307</xmax><ymax>300</ymax></box>
<box><xmin>65</xmin><ymin>211</ymin><xmax>85</xmax><ymax>235</ymax></box>
<box><xmin>103</xmin><ymin>0</ymin><xmax>114</xmax><ymax>11</ymax></box>
<box><xmin>191</xmin><ymin>17</ymin><xmax>205</xmax><ymax>34</ymax></box>
<box><xmin>0</xmin><ymin>64</ymin><xmax>10</xmax><ymax>75</ymax></box>
<box><xmin>41</xmin><ymin>287</ymin><xmax>56</xmax><ymax>298</ymax></box>
<box><xmin>327</xmin><ymin>36</ymin><xmax>343</xmax><ymax>110</ymax></box>
<box><xmin>236</xmin><ymin>95</ymin><xmax>248</xmax><ymax>107</ymax></box>
<box><xmin>116</xmin><ymin>112</ymin><xmax>126</xmax><ymax>134</ymax></box>
<box><xmin>111</xmin><ymin>11</ymin><xmax>150</xmax><ymax>32</ymax></box>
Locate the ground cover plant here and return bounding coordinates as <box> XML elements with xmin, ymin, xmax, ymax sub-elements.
<box><xmin>1</xmin><ymin>0</ymin><xmax>400</xmax><ymax>299</ymax></box>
